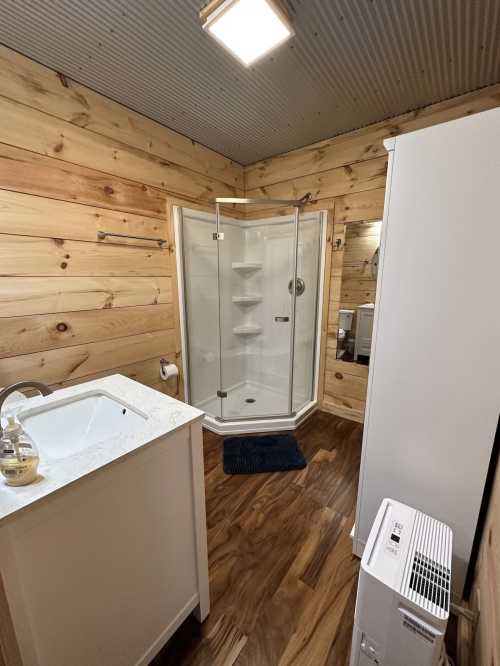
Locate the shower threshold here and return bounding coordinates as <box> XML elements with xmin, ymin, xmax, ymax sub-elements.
<box><xmin>198</xmin><ymin>380</ymin><xmax>317</xmax><ymax>435</ymax></box>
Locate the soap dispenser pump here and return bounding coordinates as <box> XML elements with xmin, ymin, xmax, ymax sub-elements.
<box><xmin>0</xmin><ymin>416</ymin><xmax>39</xmax><ymax>486</ymax></box>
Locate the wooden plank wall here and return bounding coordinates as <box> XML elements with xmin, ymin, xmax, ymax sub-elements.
<box><xmin>325</xmin><ymin>220</ymin><xmax>382</xmax><ymax>422</ymax></box>
<box><xmin>340</xmin><ymin>221</ymin><xmax>381</xmax><ymax>312</ymax></box>
<box><xmin>244</xmin><ymin>81</ymin><xmax>500</xmax><ymax>423</ymax></box>
<box><xmin>471</xmin><ymin>461</ymin><xmax>500</xmax><ymax>665</ymax></box>
<box><xmin>0</xmin><ymin>46</ymin><xmax>244</xmax><ymax>398</ymax></box>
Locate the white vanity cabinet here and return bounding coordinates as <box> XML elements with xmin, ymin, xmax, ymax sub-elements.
<box><xmin>0</xmin><ymin>376</ymin><xmax>209</xmax><ymax>666</ymax></box>
<box><xmin>354</xmin><ymin>304</ymin><xmax>374</xmax><ymax>360</ymax></box>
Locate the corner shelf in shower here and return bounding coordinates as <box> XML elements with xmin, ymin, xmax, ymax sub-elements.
<box><xmin>232</xmin><ymin>295</ymin><xmax>262</xmax><ymax>305</ymax></box>
<box><xmin>231</xmin><ymin>261</ymin><xmax>263</xmax><ymax>272</ymax></box>
<box><xmin>233</xmin><ymin>324</ymin><xmax>262</xmax><ymax>336</ymax></box>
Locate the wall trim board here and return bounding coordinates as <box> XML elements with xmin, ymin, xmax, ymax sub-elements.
<box><xmin>0</xmin><ymin>46</ymin><xmax>244</xmax><ymax>190</ymax></box>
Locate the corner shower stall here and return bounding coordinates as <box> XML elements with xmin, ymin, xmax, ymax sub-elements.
<box><xmin>175</xmin><ymin>198</ymin><xmax>326</xmax><ymax>434</ymax></box>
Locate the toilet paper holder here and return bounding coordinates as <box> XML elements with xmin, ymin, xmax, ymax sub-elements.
<box><xmin>160</xmin><ymin>358</ymin><xmax>180</xmax><ymax>396</ymax></box>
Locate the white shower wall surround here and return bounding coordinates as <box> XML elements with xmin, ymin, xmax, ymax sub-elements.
<box><xmin>175</xmin><ymin>207</ymin><xmax>326</xmax><ymax>434</ymax></box>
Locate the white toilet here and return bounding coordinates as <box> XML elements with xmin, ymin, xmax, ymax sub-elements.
<box><xmin>337</xmin><ymin>309</ymin><xmax>355</xmax><ymax>358</ymax></box>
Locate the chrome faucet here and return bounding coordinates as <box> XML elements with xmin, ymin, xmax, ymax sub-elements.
<box><xmin>0</xmin><ymin>381</ymin><xmax>53</xmax><ymax>434</ymax></box>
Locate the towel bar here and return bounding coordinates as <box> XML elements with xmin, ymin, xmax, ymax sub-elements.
<box><xmin>97</xmin><ymin>230</ymin><xmax>167</xmax><ymax>247</ymax></box>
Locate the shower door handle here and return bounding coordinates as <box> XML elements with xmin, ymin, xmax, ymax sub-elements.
<box><xmin>274</xmin><ymin>316</ymin><xmax>290</xmax><ymax>322</ymax></box>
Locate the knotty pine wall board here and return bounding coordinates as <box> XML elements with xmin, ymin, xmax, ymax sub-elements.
<box><xmin>0</xmin><ymin>47</ymin><xmax>243</xmax><ymax>190</ymax></box>
<box><xmin>0</xmin><ymin>45</ymin><xmax>241</xmax><ymax>397</ymax></box>
<box><xmin>0</xmin><ymin>276</ymin><xmax>171</xmax><ymax>318</ymax></box>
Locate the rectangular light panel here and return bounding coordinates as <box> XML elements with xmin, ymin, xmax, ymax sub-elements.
<box><xmin>204</xmin><ymin>0</ymin><xmax>293</xmax><ymax>67</ymax></box>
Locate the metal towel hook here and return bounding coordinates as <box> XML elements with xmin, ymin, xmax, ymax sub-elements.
<box><xmin>298</xmin><ymin>192</ymin><xmax>317</xmax><ymax>205</ymax></box>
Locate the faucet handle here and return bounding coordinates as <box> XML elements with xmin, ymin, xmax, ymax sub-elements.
<box><xmin>0</xmin><ymin>381</ymin><xmax>53</xmax><ymax>434</ymax></box>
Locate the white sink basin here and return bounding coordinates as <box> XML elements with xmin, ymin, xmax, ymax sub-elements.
<box><xmin>18</xmin><ymin>391</ymin><xmax>148</xmax><ymax>461</ymax></box>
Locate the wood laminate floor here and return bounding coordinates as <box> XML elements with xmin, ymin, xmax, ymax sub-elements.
<box><xmin>154</xmin><ymin>411</ymin><xmax>364</xmax><ymax>666</ymax></box>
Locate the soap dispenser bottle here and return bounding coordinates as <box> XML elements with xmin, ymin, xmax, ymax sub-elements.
<box><xmin>0</xmin><ymin>416</ymin><xmax>39</xmax><ymax>486</ymax></box>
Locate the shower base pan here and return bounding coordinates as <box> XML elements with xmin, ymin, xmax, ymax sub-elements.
<box><xmin>198</xmin><ymin>380</ymin><xmax>317</xmax><ymax>435</ymax></box>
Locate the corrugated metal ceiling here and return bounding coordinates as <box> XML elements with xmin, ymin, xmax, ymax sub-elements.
<box><xmin>1</xmin><ymin>0</ymin><xmax>499</xmax><ymax>164</ymax></box>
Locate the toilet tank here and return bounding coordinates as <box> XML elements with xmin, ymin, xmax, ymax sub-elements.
<box><xmin>339</xmin><ymin>308</ymin><xmax>354</xmax><ymax>331</ymax></box>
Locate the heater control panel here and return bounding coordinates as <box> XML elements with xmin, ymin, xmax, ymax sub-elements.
<box><xmin>386</xmin><ymin>520</ymin><xmax>404</xmax><ymax>557</ymax></box>
<box><xmin>362</xmin><ymin>498</ymin><xmax>416</xmax><ymax>588</ymax></box>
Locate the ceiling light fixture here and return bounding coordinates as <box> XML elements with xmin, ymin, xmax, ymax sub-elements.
<box><xmin>201</xmin><ymin>0</ymin><xmax>293</xmax><ymax>67</ymax></box>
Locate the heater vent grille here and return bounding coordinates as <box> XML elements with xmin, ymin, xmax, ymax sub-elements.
<box><xmin>401</xmin><ymin>510</ymin><xmax>452</xmax><ymax>619</ymax></box>
<box><xmin>409</xmin><ymin>552</ymin><xmax>450</xmax><ymax>612</ymax></box>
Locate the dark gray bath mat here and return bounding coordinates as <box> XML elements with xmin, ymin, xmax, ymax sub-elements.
<box><xmin>223</xmin><ymin>433</ymin><xmax>307</xmax><ymax>475</ymax></box>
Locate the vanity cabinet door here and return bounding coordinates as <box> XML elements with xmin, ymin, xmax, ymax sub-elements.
<box><xmin>0</xmin><ymin>423</ymin><xmax>206</xmax><ymax>666</ymax></box>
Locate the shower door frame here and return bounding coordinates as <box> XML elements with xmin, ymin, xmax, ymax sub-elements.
<box><xmin>215</xmin><ymin>197</ymin><xmax>321</xmax><ymax>423</ymax></box>
<box><xmin>174</xmin><ymin>203</ymin><xmax>327</xmax><ymax>433</ymax></box>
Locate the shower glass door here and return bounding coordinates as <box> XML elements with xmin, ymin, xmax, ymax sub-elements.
<box><xmin>217</xmin><ymin>207</ymin><xmax>297</xmax><ymax>420</ymax></box>
<box><xmin>179</xmin><ymin>207</ymin><xmax>222</xmax><ymax>418</ymax></box>
<box><xmin>293</xmin><ymin>211</ymin><xmax>323</xmax><ymax>411</ymax></box>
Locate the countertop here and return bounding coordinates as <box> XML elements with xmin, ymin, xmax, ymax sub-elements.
<box><xmin>0</xmin><ymin>375</ymin><xmax>204</xmax><ymax>524</ymax></box>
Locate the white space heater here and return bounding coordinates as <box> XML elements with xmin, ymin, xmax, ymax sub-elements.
<box><xmin>350</xmin><ymin>498</ymin><xmax>452</xmax><ymax>666</ymax></box>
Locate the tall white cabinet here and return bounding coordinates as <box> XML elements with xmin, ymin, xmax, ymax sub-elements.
<box><xmin>353</xmin><ymin>107</ymin><xmax>500</xmax><ymax>597</ymax></box>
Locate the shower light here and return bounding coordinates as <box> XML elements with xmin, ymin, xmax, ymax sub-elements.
<box><xmin>201</xmin><ymin>0</ymin><xmax>293</xmax><ymax>67</ymax></box>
